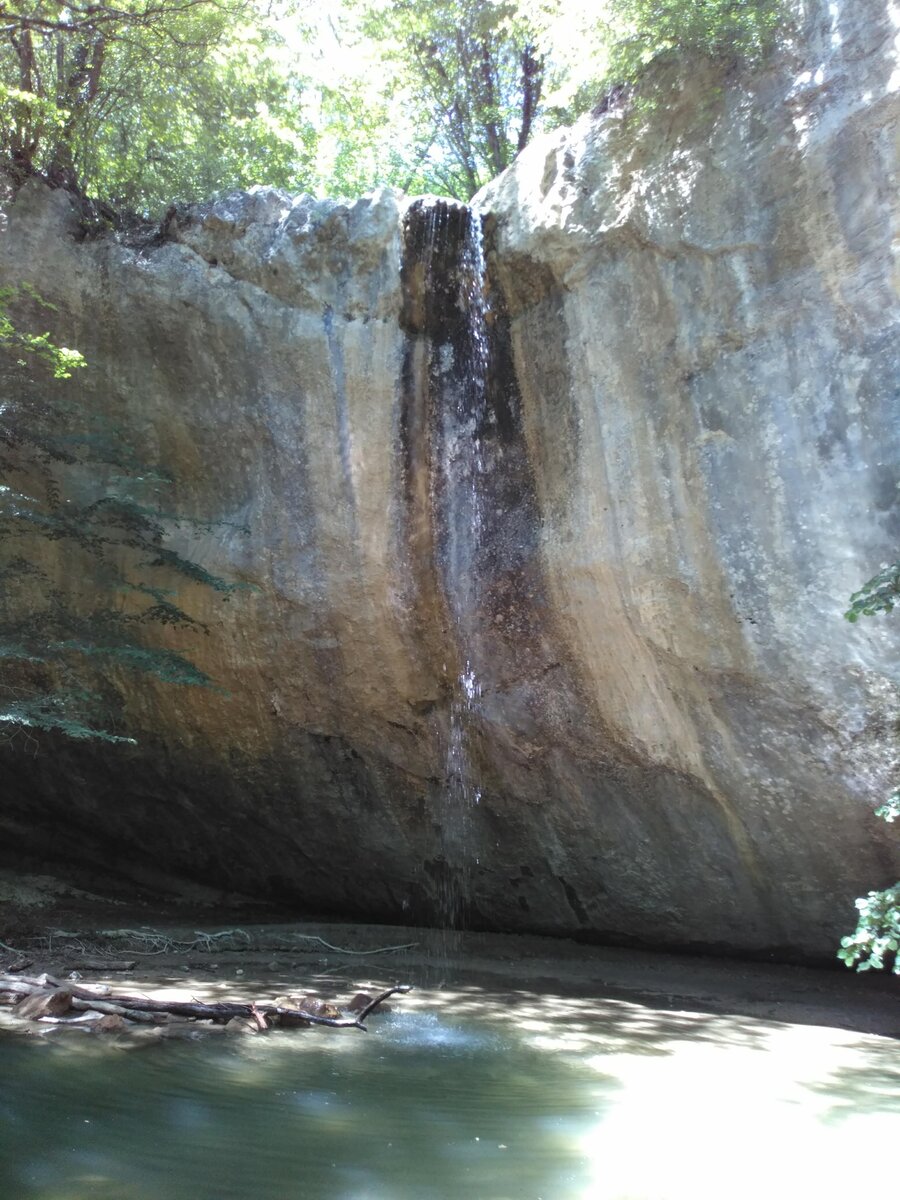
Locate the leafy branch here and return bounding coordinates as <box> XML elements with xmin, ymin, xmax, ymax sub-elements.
<box><xmin>845</xmin><ymin>561</ymin><xmax>900</xmax><ymax>622</ymax></box>
<box><xmin>837</xmin><ymin>882</ymin><xmax>900</xmax><ymax>975</ymax></box>
<box><xmin>839</xmin><ymin>562</ymin><xmax>900</xmax><ymax>974</ymax></box>
<box><xmin>0</xmin><ymin>284</ymin><xmax>86</xmax><ymax>377</ymax></box>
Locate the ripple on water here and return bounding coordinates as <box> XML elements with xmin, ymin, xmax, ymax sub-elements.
<box><xmin>380</xmin><ymin>1010</ymin><xmax>508</xmax><ymax>1053</ymax></box>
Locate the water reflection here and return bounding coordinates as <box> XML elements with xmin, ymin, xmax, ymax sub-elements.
<box><xmin>0</xmin><ymin>977</ymin><xmax>897</xmax><ymax>1200</ymax></box>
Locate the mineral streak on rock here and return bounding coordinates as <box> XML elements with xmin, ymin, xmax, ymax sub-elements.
<box><xmin>1</xmin><ymin>0</ymin><xmax>898</xmax><ymax>958</ymax></box>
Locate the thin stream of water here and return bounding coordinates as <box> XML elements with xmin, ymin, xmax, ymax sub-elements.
<box><xmin>438</xmin><ymin>203</ymin><xmax>492</xmax><ymax>936</ymax></box>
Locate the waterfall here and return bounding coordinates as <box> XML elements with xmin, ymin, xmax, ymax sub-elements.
<box><xmin>437</xmin><ymin>202</ymin><xmax>489</xmax><ymax>935</ymax></box>
<box><xmin>400</xmin><ymin>197</ymin><xmax>492</xmax><ymax>936</ymax></box>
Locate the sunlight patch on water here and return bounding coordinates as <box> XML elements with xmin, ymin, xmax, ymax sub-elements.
<box><xmin>578</xmin><ymin>1019</ymin><xmax>900</xmax><ymax>1200</ymax></box>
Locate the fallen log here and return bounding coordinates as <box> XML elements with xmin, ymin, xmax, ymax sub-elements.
<box><xmin>61</xmin><ymin>984</ymin><xmax>411</xmax><ymax>1030</ymax></box>
<box><xmin>70</xmin><ymin>997</ymin><xmax>158</xmax><ymax>1023</ymax></box>
<box><xmin>0</xmin><ymin>973</ymin><xmax>411</xmax><ymax>1033</ymax></box>
<box><xmin>1</xmin><ymin>974</ymin><xmax>112</xmax><ymax>999</ymax></box>
<box><xmin>16</xmin><ymin>988</ymin><xmax>74</xmax><ymax>1020</ymax></box>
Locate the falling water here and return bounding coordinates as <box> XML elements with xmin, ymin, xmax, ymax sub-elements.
<box><xmin>401</xmin><ymin>197</ymin><xmax>493</xmax><ymax>938</ymax></box>
<box><xmin>439</xmin><ymin>658</ymin><xmax>483</xmax><ymax>935</ymax></box>
<box><xmin>436</xmin><ymin>203</ymin><xmax>491</xmax><ymax>936</ymax></box>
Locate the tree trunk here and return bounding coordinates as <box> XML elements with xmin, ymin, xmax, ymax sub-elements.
<box><xmin>517</xmin><ymin>44</ymin><xmax>542</xmax><ymax>154</ymax></box>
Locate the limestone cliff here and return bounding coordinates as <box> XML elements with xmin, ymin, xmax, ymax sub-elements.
<box><xmin>1</xmin><ymin>0</ymin><xmax>898</xmax><ymax>956</ymax></box>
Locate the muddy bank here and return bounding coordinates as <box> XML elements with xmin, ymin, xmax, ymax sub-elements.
<box><xmin>1</xmin><ymin>888</ymin><xmax>896</xmax><ymax>1039</ymax></box>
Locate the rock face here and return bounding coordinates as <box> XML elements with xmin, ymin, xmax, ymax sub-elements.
<box><xmin>1</xmin><ymin>0</ymin><xmax>899</xmax><ymax>956</ymax></box>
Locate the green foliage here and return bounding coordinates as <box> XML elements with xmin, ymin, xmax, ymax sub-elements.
<box><xmin>356</xmin><ymin>0</ymin><xmax>544</xmax><ymax>199</ymax></box>
<box><xmin>0</xmin><ymin>284</ymin><xmax>233</xmax><ymax>745</ymax></box>
<box><xmin>0</xmin><ymin>284</ymin><xmax>86</xmax><ymax>377</ymax></box>
<box><xmin>838</xmin><ymin>796</ymin><xmax>900</xmax><ymax>974</ymax></box>
<box><xmin>845</xmin><ymin>561</ymin><xmax>900</xmax><ymax>622</ymax></box>
<box><xmin>837</xmin><ymin>881</ymin><xmax>900</xmax><ymax>975</ymax></box>
<box><xmin>0</xmin><ymin>1</ymin><xmax>317</xmax><ymax>213</ymax></box>
<box><xmin>1</xmin><ymin>1</ymin><xmax>796</xmax><ymax>209</ymax></box>
<box><xmin>336</xmin><ymin>0</ymin><xmax>791</xmax><ymax>199</ymax></box>
<box><xmin>79</xmin><ymin>19</ymin><xmax>317</xmax><ymax>212</ymax></box>
<box><xmin>0</xmin><ymin>687</ymin><xmax>136</xmax><ymax>743</ymax></box>
<box><xmin>875</xmin><ymin>789</ymin><xmax>900</xmax><ymax>824</ymax></box>
<box><xmin>838</xmin><ymin>565</ymin><xmax>900</xmax><ymax>974</ymax></box>
<box><xmin>603</xmin><ymin>0</ymin><xmax>786</xmax><ymax>87</ymax></box>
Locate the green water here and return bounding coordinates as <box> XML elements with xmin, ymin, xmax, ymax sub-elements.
<box><xmin>1</xmin><ymin>982</ymin><xmax>898</xmax><ymax>1200</ymax></box>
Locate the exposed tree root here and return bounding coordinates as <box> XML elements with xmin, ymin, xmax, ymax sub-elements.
<box><xmin>5</xmin><ymin>928</ymin><xmax>419</xmax><ymax>959</ymax></box>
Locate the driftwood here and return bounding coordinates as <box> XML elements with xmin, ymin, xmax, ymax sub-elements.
<box><xmin>0</xmin><ymin>972</ymin><xmax>411</xmax><ymax>1034</ymax></box>
<box><xmin>70</xmin><ymin>996</ymin><xmax>159</xmax><ymax>1023</ymax></box>
<box><xmin>16</xmin><ymin>987</ymin><xmax>75</xmax><ymax>1020</ymax></box>
<box><xmin>0</xmin><ymin>975</ymin><xmax>110</xmax><ymax>999</ymax></box>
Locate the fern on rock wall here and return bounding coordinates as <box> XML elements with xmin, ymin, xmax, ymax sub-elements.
<box><xmin>0</xmin><ymin>283</ymin><xmax>235</xmax><ymax>746</ymax></box>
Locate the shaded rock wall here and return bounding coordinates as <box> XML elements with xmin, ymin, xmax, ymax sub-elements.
<box><xmin>1</xmin><ymin>0</ymin><xmax>899</xmax><ymax>956</ymax></box>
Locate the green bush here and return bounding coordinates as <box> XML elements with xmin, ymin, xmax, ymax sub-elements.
<box><xmin>840</xmin><ymin>564</ymin><xmax>900</xmax><ymax>974</ymax></box>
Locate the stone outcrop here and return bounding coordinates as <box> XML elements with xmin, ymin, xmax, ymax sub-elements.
<box><xmin>1</xmin><ymin>0</ymin><xmax>898</xmax><ymax>956</ymax></box>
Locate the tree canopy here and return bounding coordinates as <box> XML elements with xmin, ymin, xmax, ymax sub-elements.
<box><xmin>0</xmin><ymin>0</ymin><xmax>318</xmax><ymax>211</ymax></box>
<box><xmin>0</xmin><ymin>0</ymin><xmax>791</xmax><ymax>210</ymax></box>
<box><xmin>355</xmin><ymin>0</ymin><xmax>544</xmax><ymax>198</ymax></box>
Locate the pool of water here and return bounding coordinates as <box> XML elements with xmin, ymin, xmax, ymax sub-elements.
<box><xmin>1</xmin><ymin>980</ymin><xmax>897</xmax><ymax>1200</ymax></box>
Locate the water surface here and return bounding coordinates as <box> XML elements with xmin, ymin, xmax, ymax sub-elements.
<box><xmin>1</xmin><ymin>980</ymin><xmax>897</xmax><ymax>1200</ymax></box>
